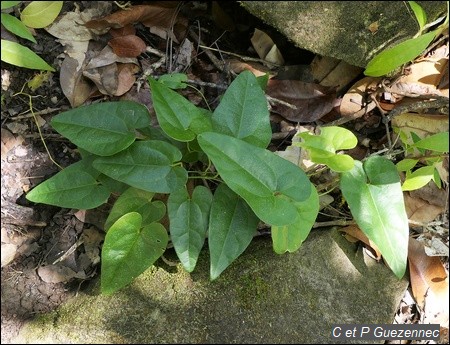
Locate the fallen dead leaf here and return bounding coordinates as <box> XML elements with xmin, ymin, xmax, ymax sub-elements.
<box><xmin>339</xmin><ymin>225</ymin><xmax>382</xmax><ymax>260</ymax></box>
<box><xmin>1</xmin><ymin>129</ymin><xmax>24</xmax><ymax>158</ymax></box>
<box><xmin>37</xmin><ymin>264</ymin><xmax>86</xmax><ymax>283</ymax></box>
<box><xmin>340</xmin><ymin>76</ymin><xmax>381</xmax><ymax>117</ymax></box>
<box><xmin>108</xmin><ymin>34</ymin><xmax>147</xmax><ymax>58</ymax></box>
<box><xmin>60</xmin><ymin>56</ymin><xmax>95</xmax><ymax>107</ymax></box>
<box><xmin>404</xmin><ymin>192</ymin><xmax>445</xmax><ymax>225</ymax></box>
<box><xmin>408</xmin><ymin>238</ymin><xmax>449</xmax><ymax>326</ymax></box>
<box><xmin>250</xmin><ymin>28</ymin><xmax>284</xmax><ymax>65</ymax></box>
<box><xmin>266</xmin><ymin>79</ymin><xmax>337</xmax><ymax>122</ymax></box>
<box><xmin>227</xmin><ymin>58</ymin><xmax>275</xmax><ymax>78</ymax></box>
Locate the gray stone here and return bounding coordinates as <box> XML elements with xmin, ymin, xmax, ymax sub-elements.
<box><xmin>240</xmin><ymin>1</ymin><xmax>447</xmax><ymax>67</ymax></box>
<box><xmin>13</xmin><ymin>228</ymin><xmax>408</xmax><ymax>344</ymax></box>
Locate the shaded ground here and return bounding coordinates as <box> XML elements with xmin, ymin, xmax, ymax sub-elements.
<box><xmin>1</xmin><ymin>1</ymin><xmax>448</xmax><ymax>344</ymax></box>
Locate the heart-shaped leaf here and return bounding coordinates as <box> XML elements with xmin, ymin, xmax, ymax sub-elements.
<box><xmin>101</xmin><ymin>212</ymin><xmax>168</xmax><ymax>295</ymax></box>
<box><xmin>341</xmin><ymin>156</ymin><xmax>409</xmax><ymax>278</ymax></box>
<box><xmin>198</xmin><ymin>132</ymin><xmax>312</xmax><ymax>226</ymax></box>
<box><xmin>209</xmin><ymin>184</ymin><xmax>259</xmax><ymax>280</ymax></box>
<box><xmin>168</xmin><ymin>186</ymin><xmax>213</xmax><ymax>272</ymax></box>
<box><xmin>26</xmin><ymin>160</ymin><xmax>110</xmax><ymax>209</ymax></box>
<box><xmin>51</xmin><ymin>101</ymin><xmax>151</xmax><ymax>156</ymax></box>
<box><xmin>149</xmin><ymin>77</ymin><xmax>212</xmax><ymax>141</ymax></box>
<box><xmin>272</xmin><ymin>184</ymin><xmax>319</xmax><ymax>254</ymax></box>
<box><xmin>296</xmin><ymin>126</ymin><xmax>357</xmax><ymax>172</ymax></box>
<box><xmin>212</xmin><ymin>70</ymin><xmax>271</xmax><ymax>148</ymax></box>
<box><xmin>93</xmin><ymin>140</ymin><xmax>187</xmax><ymax>193</ymax></box>
<box><xmin>104</xmin><ymin>187</ymin><xmax>166</xmax><ymax>231</ymax></box>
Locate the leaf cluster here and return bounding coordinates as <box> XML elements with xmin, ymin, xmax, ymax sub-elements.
<box><xmin>26</xmin><ymin>70</ymin><xmax>411</xmax><ymax>294</ymax></box>
<box><xmin>1</xmin><ymin>1</ymin><xmax>62</xmax><ymax>71</ymax></box>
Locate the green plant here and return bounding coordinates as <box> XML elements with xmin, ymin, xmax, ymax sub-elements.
<box><xmin>26</xmin><ymin>70</ymin><xmax>410</xmax><ymax>294</ymax></box>
<box><xmin>1</xmin><ymin>1</ymin><xmax>62</xmax><ymax>71</ymax></box>
<box><xmin>395</xmin><ymin>130</ymin><xmax>449</xmax><ymax>191</ymax></box>
<box><xmin>364</xmin><ymin>1</ymin><xmax>449</xmax><ymax>77</ymax></box>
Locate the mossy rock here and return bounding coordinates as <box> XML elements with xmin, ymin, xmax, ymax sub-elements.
<box><xmin>14</xmin><ymin>228</ymin><xmax>408</xmax><ymax>344</ymax></box>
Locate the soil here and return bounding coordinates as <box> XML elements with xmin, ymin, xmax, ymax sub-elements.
<box><xmin>1</xmin><ymin>1</ymin><xmax>448</xmax><ymax>344</ymax></box>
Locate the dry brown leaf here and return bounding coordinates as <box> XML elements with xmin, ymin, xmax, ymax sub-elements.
<box><xmin>408</xmin><ymin>237</ymin><xmax>449</xmax><ymax>325</ymax></box>
<box><xmin>1</xmin><ymin>129</ymin><xmax>24</xmax><ymax>158</ymax></box>
<box><xmin>339</xmin><ymin>225</ymin><xmax>382</xmax><ymax>260</ymax></box>
<box><xmin>250</xmin><ymin>28</ymin><xmax>284</xmax><ymax>65</ymax></box>
<box><xmin>227</xmin><ymin>58</ymin><xmax>275</xmax><ymax>78</ymax></box>
<box><xmin>108</xmin><ymin>35</ymin><xmax>147</xmax><ymax>58</ymax></box>
<box><xmin>340</xmin><ymin>76</ymin><xmax>381</xmax><ymax>117</ymax></box>
<box><xmin>109</xmin><ymin>24</ymin><xmax>136</xmax><ymax>37</ymax></box>
<box><xmin>37</xmin><ymin>264</ymin><xmax>86</xmax><ymax>283</ymax></box>
<box><xmin>266</xmin><ymin>79</ymin><xmax>337</xmax><ymax>122</ymax></box>
<box><xmin>404</xmin><ymin>193</ymin><xmax>445</xmax><ymax>225</ymax></box>
<box><xmin>60</xmin><ymin>56</ymin><xmax>95</xmax><ymax>108</ymax></box>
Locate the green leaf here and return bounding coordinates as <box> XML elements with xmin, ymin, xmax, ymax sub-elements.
<box><xmin>158</xmin><ymin>73</ymin><xmax>188</xmax><ymax>89</ymax></box>
<box><xmin>297</xmin><ymin>126</ymin><xmax>357</xmax><ymax>172</ymax></box>
<box><xmin>26</xmin><ymin>160</ymin><xmax>110</xmax><ymax>209</ymax></box>
<box><xmin>198</xmin><ymin>132</ymin><xmax>312</xmax><ymax>226</ymax></box>
<box><xmin>93</xmin><ymin>140</ymin><xmax>188</xmax><ymax>194</ymax></box>
<box><xmin>97</xmin><ymin>174</ymin><xmax>129</xmax><ymax>194</ymax></box>
<box><xmin>149</xmin><ymin>77</ymin><xmax>212</xmax><ymax>142</ymax></box>
<box><xmin>432</xmin><ymin>168</ymin><xmax>442</xmax><ymax>189</ymax></box>
<box><xmin>104</xmin><ymin>187</ymin><xmax>166</xmax><ymax>231</ymax></box>
<box><xmin>168</xmin><ymin>186</ymin><xmax>213</xmax><ymax>272</ymax></box>
<box><xmin>51</xmin><ymin>101</ymin><xmax>150</xmax><ymax>156</ymax></box>
<box><xmin>212</xmin><ymin>70</ymin><xmax>271</xmax><ymax>148</ymax></box>
<box><xmin>364</xmin><ymin>30</ymin><xmax>437</xmax><ymax>77</ymax></box>
<box><xmin>408</xmin><ymin>1</ymin><xmax>427</xmax><ymax>31</ymax></box>
<box><xmin>413</xmin><ymin>132</ymin><xmax>449</xmax><ymax>152</ymax></box>
<box><xmin>101</xmin><ymin>212</ymin><xmax>168</xmax><ymax>295</ymax></box>
<box><xmin>256</xmin><ymin>73</ymin><xmax>269</xmax><ymax>91</ymax></box>
<box><xmin>1</xmin><ymin>1</ymin><xmax>21</xmax><ymax>10</ymax></box>
<box><xmin>1</xmin><ymin>39</ymin><xmax>55</xmax><ymax>71</ymax></box>
<box><xmin>209</xmin><ymin>184</ymin><xmax>259</xmax><ymax>280</ymax></box>
<box><xmin>396</xmin><ymin>158</ymin><xmax>419</xmax><ymax>172</ymax></box>
<box><xmin>1</xmin><ymin>13</ymin><xmax>36</xmax><ymax>43</ymax></box>
<box><xmin>20</xmin><ymin>1</ymin><xmax>62</xmax><ymax>28</ymax></box>
<box><xmin>272</xmin><ymin>184</ymin><xmax>319</xmax><ymax>254</ymax></box>
<box><xmin>401</xmin><ymin>165</ymin><xmax>435</xmax><ymax>191</ymax></box>
<box><xmin>340</xmin><ymin>156</ymin><xmax>409</xmax><ymax>278</ymax></box>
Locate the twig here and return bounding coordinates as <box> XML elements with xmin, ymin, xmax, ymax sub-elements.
<box><xmin>189</xmin><ymin>28</ymin><xmax>225</xmax><ymax>72</ymax></box>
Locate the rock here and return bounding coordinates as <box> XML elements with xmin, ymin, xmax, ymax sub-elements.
<box><xmin>13</xmin><ymin>228</ymin><xmax>408</xmax><ymax>344</ymax></box>
<box><xmin>240</xmin><ymin>1</ymin><xmax>447</xmax><ymax>67</ymax></box>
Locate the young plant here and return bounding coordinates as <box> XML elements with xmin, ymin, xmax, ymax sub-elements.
<box><xmin>364</xmin><ymin>1</ymin><xmax>449</xmax><ymax>77</ymax></box>
<box><xmin>294</xmin><ymin>127</ymin><xmax>410</xmax><ymax>278</ymax></box>
<box><xmin>26</xmin><ymin>71</ymin><xmax>319</xmax><ymax>294</ymax></box>
<box><xmin>1</xmin><ymin>1</ymin><xmax>62</xmax><ymax>71</ymax></box>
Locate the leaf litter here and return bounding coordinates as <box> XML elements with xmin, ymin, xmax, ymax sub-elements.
<box><xmin>1</xmin><ymin>0</ymin><xmax>448</xmax><ymax>342</ymax></box>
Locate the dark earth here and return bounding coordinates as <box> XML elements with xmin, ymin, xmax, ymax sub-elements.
<box><xmin>1</xmin><ymin>1</ymin><xmax>448</xmax><ymax>343</ymax></box>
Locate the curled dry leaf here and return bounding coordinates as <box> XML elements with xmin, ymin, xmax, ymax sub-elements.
<box><xmin>108</xmin><ymin>35</ymin><xmax>147</xmax><ymax>58</ymax></box>
<box><xmin>339</xmin><ymin>225</ymin><xmax>382</xmax><ymax>260</ymax></box>
<box><xmin>60</xmin><ymin>56</ymin><xmax>95</xmax><ymax>108</ymax></box>
<box><xmin>404</xmin><ymin>193</ymin><xmax>445</xmax><ymax>225</ymax></box>
<box><xmin>266</xmin><ymin>79</ymin><xmax>337</xmax><ymax>122</ymax></box>
<box><xmin>408</xmin><ymin>238</ymin><xmax>449</xmax><ymax>325</ymax></box>
<box><xmin>227</xmin><ymin>58</ymin><xmax>275</xmax><ymax>78</ymax></box>
<box><xmin>340</xmin><ymin>76</ymin><xmax>381</xmax><ymax>117</ymax></box>
<box><xmin>85</xmin><ymin>3</ymin><xmax>187</xmax><ymax>43</ymax></box>
<box><xmin>250</xmin><ymin>28</ymin><xmax>284</xmax><ymax>65</ymax></box>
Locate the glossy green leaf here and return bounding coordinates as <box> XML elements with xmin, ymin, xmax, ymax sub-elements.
<box><xmin>341</xmin><ymin>156</ymin><xmax>409</xmax><ymax>278</ymax></box>
<box><xmin>168</xmin><ymin>186</ymin><xmax>213</xmax><ymax>272</ymax></box>
<box><xmin>1</xmin><ymin>1</ymin><xmax>21</xmax><ymax>10</ymax></box>
<box><xmin>256</xmin><ymin>73</ymin><xmax>269</xmax><ymax>91</ymax></box>
<box><xmin>396</xmin><ymin>158</ymin><xmax>419</xmax><ymax>172</ymax></box>
<box><xmin>93</xmin><ymin>140</ymin><xmax>187</xmax><ymax>194</ymax></box>
<box><xmin>101</xmin><ymin>212</ymin><xmax>168</xmax><ymax>295</ymax></box>
<box><xmin>272</xmin><ymin>184</ymin><xmax>319</xmax><ymax>254</ymax></box>
<box><xmin>209</xmin><ymin>184</ymin><xmax>259</xmax><ymax>280</ymax></box>
<box><xmin>198</xmin><ymin>132</ymin><xmax>311</xmax><ymax>226</ymax></box>
<box><xmin>1</xmin><ymin>39</ymin><xmax>55</xmax><ymax>71</ymax></box>
<box><xmin>26</xmin><ymin>160</ymin><xmax>110</xmax><ymax>209</ymax></box>
<box><xmin>364</xmin><ymin>30</ymin><xmax>437</xmax><ymax>77</ymax></box>
<box><xmin>104</xmin><ymin>187</ymin><xmax>166</xmax><ymax>231</ymax></box>
<box><xmin>413</xmin><ymin>132</ymin><xmax>449</xmax><ymax>152</ymax></box>
<box><xmin>402</xmin><ymin>165</ymin><xmax>435</xmax><ymax>191</ymax></box>
<box><xmin>158</xmin><ymin>73</ymin><xmax>188</xmax><ymax>89</ymax></box>
<box><xmin>297</xmin><ymin>126</ymin><xmax>357</xmax><ymax>172</ymax></box>
<box><xmin>51</xmin><ymin>101</ymin><xmax>150</xmax><ymax>156</ymax></box>
<box><xmin>1</xmin><ymin>13</ymin><xmax>36</xmax><ymax>43</ymax></box>
<box><xmin>20</xmin><ymin>1</ymin><xmax>62</xmax><ymax>28</ymax></box>
<box><xmin>432</xmin><ymin>168</ymin><xmax>442</xmax><ymax>188</ymax></box>
<box><xmin>212</xmin><ymin>70</ymin><xmax>271</xmax><ymax>148</ymax></box>
<box><xmin>149</xmin><ymin>77</ymin><xmax>212</xmax><ymax>142</ymax></box>
<box><xmin>408</xmin><ymin>1</ymin><xmax>427</xmax><ymax>31</ymax></box>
